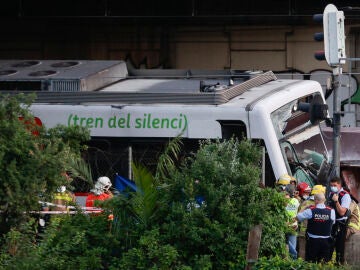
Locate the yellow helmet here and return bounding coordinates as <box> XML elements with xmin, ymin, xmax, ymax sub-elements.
<box><xmin>311</xmin><ymin>185</ymin><xmax>326</xmax><ymax>195</ymax></box>
<box><xmin>276</xmin><ymin>174</ymin><xmax>292</xmax><ymax>186</ymax></box>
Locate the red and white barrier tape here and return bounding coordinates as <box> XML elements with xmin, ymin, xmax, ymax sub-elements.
<box><xmin>31</xmin><ymin>210</ymin><xmax>104</xmax><ymax>214</ymax></box>
<box><xmin>38</xmin><ymin>201</ymin><xmax>104</xmax><ymax>214</ymax></box>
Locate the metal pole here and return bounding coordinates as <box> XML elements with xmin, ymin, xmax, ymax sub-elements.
<box><xmin>261</xmin><ymin>147</ymin><xmax>265</xmax><ymax>186</ymax></box>
<box><xmin>332</xmin><ymin>67</ymin><xmax>342</xmax><ymax>177</ymax></box>
<box><xmin>128</xmin><ymin>145</ymin><xmax>132</xmax><ymax>179</ymax></box>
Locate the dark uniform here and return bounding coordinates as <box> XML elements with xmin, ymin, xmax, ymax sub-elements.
<box><xmin>297</xmin><ymin>204</ymin><xmax>335</xmax><ymax>263</ymax></box>
<box><xmin>328</xmin><ymin>189</ymin><xmax>351</xmax><ymax>264</ymax></box>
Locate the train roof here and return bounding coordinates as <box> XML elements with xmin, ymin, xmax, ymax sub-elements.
<box><xmin>0</xmin><ymin>60</ymin><xmax>312</xmax><ymax>107</ymax></box>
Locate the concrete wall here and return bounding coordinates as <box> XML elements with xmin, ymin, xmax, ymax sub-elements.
<box><xmin>172</xmin><ymin>25</ymin><xmax>354</xmax><ymax>73</ymax></box>
<box><xmin>0</xmin><ymin>24</ymin><xmax>357</xmax><ymax>74</ymax></box>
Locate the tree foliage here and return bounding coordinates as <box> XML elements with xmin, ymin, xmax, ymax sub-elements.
<box><xmin>1</xmin><ymin>214</ymin><xmax>117</xmax><ymax>270</ymax></box>
<box><xmin>253</xmin><ymin>256</ymin><xmax>349</xmax><ymax>270</ymax></box>
<box><xmin>156</xmin><ymin>139</ymin><xmax>289</xmax><ymax>268</ymax></box>
<box><xmin>108</xmin><ymin>138</ymin><xmax>289</xmax><ymax>269</ymax></box>
<box><xmin>0</xmin><ymin>94</ymin><xmax>90</xmax><ymax>235</ymax></box>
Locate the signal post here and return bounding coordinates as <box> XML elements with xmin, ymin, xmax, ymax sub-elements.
<box><xmin>313</xmin><ymin>4</ymin><xmax>346</xmax><ymax>178</ymax></box>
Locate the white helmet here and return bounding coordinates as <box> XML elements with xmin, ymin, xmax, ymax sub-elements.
<box><xmin>91</xmin><ymin>176</ymin><xmax>112</xmax><ymax>195</ymax></box>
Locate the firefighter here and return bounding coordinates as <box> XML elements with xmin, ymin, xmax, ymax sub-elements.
<box><xmin>86</xmin><ymin>176</ymin><xmax>113</xmax><ymax>207</ymax></box>
<box><xmin>52</xmin><ymin>185</ymin><xmax>76</xmax><ymax>211</ymax></box>
<box><xmin>276</xmin><ymin>173</ymin><xmax>291</xmax><ymax>191</ymax></box>
<box><xmin>297</xmin><ymin>182</ymin><xmax>312</xmax><ymax>203</ymax></box>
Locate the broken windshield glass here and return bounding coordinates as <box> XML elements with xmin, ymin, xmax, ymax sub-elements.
<box><xmin>271</xmin><ymin>96</ymin><xmax>330</xmax><ymax>185</ymax></box>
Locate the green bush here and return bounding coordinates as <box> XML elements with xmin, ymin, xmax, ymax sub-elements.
<box><xmin>1</xmin><ymin>213</ymin><xmax>117</xmax><ymax>270</ymax></box>
<box><xmin>156</xmin><ymin>139</ymin><xmax>288</xmax><ymax>268</ymax></box>
<box><xmin>253</xmin><ymin>256</ymin><xmax>350</xmax><ymax>270</ymax></box>
<box><xmin>0</xmin><ymin>94</ymin><xmax>90</xmax><ymax>236</ymax></box>
<box><xmin>114</xmin><ymin>228</ymin><xmax>180</xmax><ymax>270</ymax></box>
<box><xmin>1</xmin><ymin>137</ymin><xmax>325</xmax><ymax>269</ymax></box>
<box><xmin>110</xmin><ymin>138</ymin><xmax>289</xmax><ymax>269</ymax></box>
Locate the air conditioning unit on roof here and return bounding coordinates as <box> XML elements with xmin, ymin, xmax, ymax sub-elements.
<box><xmin>0</xmin><ymin>60</ymin><xmax>128</xmax><ymax>92</ymax></box>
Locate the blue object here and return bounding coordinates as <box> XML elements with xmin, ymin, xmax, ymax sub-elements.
<box><xmin>195</xmin><ymin>195</ymin><xmax>205</xmax><ymax>205</ymax></box>
<box><xmin>114</xmin><ymin>174</ymin><xmax>137</xmax><ymax>193</ymax></box>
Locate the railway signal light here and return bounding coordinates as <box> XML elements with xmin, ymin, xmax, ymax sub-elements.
<box><xmin>313</xmin><ymin>4</ymin><xmax>346</xmax><ymax>67</ymax></box>
<box><xmin>295</xmin><ymin>94</ymin><xmax>329</xmax><ymax>124</ymax></box>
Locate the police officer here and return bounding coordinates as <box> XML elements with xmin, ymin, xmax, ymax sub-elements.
<box><xmin>328</xmin><ymin>176</ymin><xmax>351</xmax><ymax>264</ymax></box>
<box><xmin>297</xmin><ymin>184</ymin><xmax>325</xmax><ymax>259</ymax></box>
<box><xmin>297</xmin><ymin>193</ymin><xmax>335</xmax><ymax>263</ymax></box>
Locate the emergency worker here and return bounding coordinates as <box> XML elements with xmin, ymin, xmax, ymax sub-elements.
<box><xmin>297</xmin><ymin>193</ymin><xmax>335</xmax><ymax>263</ymax></box>
<box><xmin>297</xmin><ymin>182</ymin><xmax>312</xmax><ymax>203</ymax></box>
<box><xmin>38</xmin><ymin>172</ymin><xmax>76</xmax><ymax>235</ymax></box>
<box><xmin>311</xmin><ymin>184</ymin><xmax>326</xmax><ymax>197</ymax></box>
<box><xmin>346</xmin><ymin>197</ymin><xmax>360</xmax><ymax>239</ymax></box>
<box><xmin>290</xmin><ymin>176</ymin><xmax>298</xmax><ymax>187</ymax></box>
<box><xmin>290</xmin><ymin>177</ymin><xmax>301</xmax><ymax>201</ymax></box>
<box><xmin>300</xmin><ymin>185</ymin><xmax>326</xmax><ymax>211</ymax></box>
<box><xmin>297</xmin><ymin>184</ymin><xmax>325</xmax><ymax>259</ymax></box>
<box><xmin>52</xmin><ymin>172</ymin><xmax>76</xmax><ymax>211</ymax></box>
<box><xmin>328</xmin><ymin>176</ymin><xmax>351</xmax><ymax>264</ymax></box>
<box><xmin>284</xmin><ymin>183</ymin><xmax>300</xmax><ymax>259</ymax></box>
<box><xmin>52</xmin><ymin>185</ymin><xmax>76</xmax><ymax>211</ymax></box>
<box><xmin>276</xmin><ymin>174</ymin><xmax>300</xmax><ymax>259</ymax></box>
<box><xmin>276</xmin><ymin>174</ymin><xmax>291</xmax><ymax>191</ymax></box>
<box><xmin>86</xmin><ymin>176</ymin><xmax>113</xmax><ymax>207</ymax></box>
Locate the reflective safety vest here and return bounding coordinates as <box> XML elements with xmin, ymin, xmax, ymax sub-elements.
<box><xmin>286</xmin><ymin>198</ymin><xmax>300</xmax><ymax>218</ymax></box>
<box><xmin>285</xmin><ymin>197</ymin><xmax>300</xmax><ymax>234</ymax></box>
<box><xmin>54</xmin><ymin>192</ymin><xmax>74</xmax><ymax>203</ymax></box>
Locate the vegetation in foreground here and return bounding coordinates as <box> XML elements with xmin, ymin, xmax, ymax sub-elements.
<box><xmin>0</xmin><ymin>94</ymin><xmax>352</xmax><ymax>269</ymax></box>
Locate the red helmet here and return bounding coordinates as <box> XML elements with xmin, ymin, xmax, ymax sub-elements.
<box><xmin>297</xmin><ymin>182</ymin><xmax>311</xmax><ymax>197</ymax></box>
